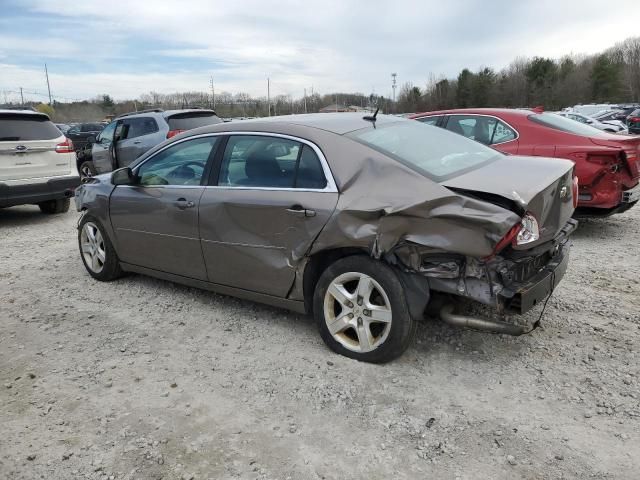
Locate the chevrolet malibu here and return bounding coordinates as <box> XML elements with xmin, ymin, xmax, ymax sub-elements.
<box><xmin>75</xmin><ymin>113</ymin><xmax>577</xmax><ymax>363</ymax></box>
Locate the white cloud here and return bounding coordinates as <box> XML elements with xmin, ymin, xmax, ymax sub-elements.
<box><xmin>2</xmin><ymin>0</ymin><xmax>640</xmax><ymax>100</ymax></box>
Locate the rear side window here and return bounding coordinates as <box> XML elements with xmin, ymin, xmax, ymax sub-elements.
<box><xmin>124</xmin><ymin>117</ymin><xmax>158</xmax><ymax>139</ymax></box>
<box><xmin>415</xmin><ymin>116</ymin><xmax>442</xmax><ymax>126</ymax></box>
<box><xmin>445</xmin><ymin>115</ymin><xmax>516</xmax><ymax>145</ymax></box>
<box><xmin>167</xmin><ymin>112</ymin><xmax>222</xmax><ymax>131</ymax></box>
<box><xmin>218</xmin><ymin>135</ymin><xmax>328</xmax><ymax>189</ymax></box>
<box><xmin>0</xmin><ymin>114</ymin><xmax>62</xmax><ymax>141</ymax></box>
<box><xmin>295</xmin><ymin>145</ymin><xmax>327</xmax><ymax>189</ymax></box>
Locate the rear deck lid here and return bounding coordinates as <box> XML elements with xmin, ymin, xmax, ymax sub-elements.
<box><xmin>443</xmin><ymin>155</ymin><xmax>575</xmax><ymax>246</ymax></box>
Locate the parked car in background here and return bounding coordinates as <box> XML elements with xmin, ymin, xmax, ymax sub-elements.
<box><xmin>0</xmin><ymin>109</ymin><xmax>79</xmax><ymax>213</ymax></box>
<box><xmin>410</xmin><ymin>109</ymin><xmax>640</xmax><ymax>216</ymax></box>
<box><xmin>627</xmin><ymin>109</ymin><xmax>640</xmax><ymax>135</ymax></box>
<box><xmin>66</xmin><ymin>122</ymin><xmax>104</xmax><ymax>153</ymax></box>
<box><xmin>78</xmin><ymin>108</ymin><xmax>222</xmax><ymax>178</ymax></box>
<box><xmin>569</xmin><ymin>104</ymin><xmax>620</xmax><ymax>117</ymax></box>
<box><xmin>591</xmin><ymin>110</ymin><xmax>631</xmax><ymax>132</ymax></box>
<box><xmin>75</xmin><ymin>113</ymin><xmax>577</xmax><ymax>362</ymax></box>
<box><xmin>555</xmin><ymin>111</ymin><xmax>626</xmax><ymax>133</ymax></box>
<box><xmin>55</xmin><ymin>123</ymin><xmax>71</xmax><ymax>134</ymax></box>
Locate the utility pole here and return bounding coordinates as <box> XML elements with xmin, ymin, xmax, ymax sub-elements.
<box><xmin>44</xmin><ymin>64</ymin><xmax>52</xmax><ymax>105</ymax></box>
<box><xmin>391</xmin><ymin>73</ymin><xmax>397</xmax><ymax>113</ymax></box>
<box><xmin>210</xmin><ymin>77</ymin><xmax>215</xmax><ymax>110</ymax></box>
<box><xmin>304</xmin><ymin>88</ymin><xmax>307</xmax><ymax>113</ymax></box>
<box><xmin>20</xmin><ymin>87</ymin><xmax>24</xmax><ymax>105</ymax></box>
<box><xmin>267</xmin><ymin>77</ymin><xmax>270</xmax><ymax>117</ymax></box>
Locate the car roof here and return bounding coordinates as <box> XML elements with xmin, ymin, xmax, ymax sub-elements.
<box><xmin>189</xmin><ymin>112</ymin><xmax>403</xmax><ymax>135</ymax></box>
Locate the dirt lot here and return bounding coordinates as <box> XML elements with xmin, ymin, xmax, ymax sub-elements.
<box><xmin>1</xmin><ymin>205</ymin><xmax>639</xmax><ymax>480</ymax></box>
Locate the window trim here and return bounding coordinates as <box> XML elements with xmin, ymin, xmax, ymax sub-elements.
<box><xmin>122</xmin><ymin>116</ymin><xmax>160</xmax><ymax>140</ymax></box>
<box><xmin>133</xmin><ymin>131</ymin><xmax>338</xmax><ymax>193</ymax></box>
<box><xmin>443</xmin><ymin>113</ymin><xmax>520</xmax><ymax>146</ymax></box>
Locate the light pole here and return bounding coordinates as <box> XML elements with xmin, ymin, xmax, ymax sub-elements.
<box><xmin>391</xmin><ymin>73</ymin><xmax>397</xmax><ymax>113</ymax></box>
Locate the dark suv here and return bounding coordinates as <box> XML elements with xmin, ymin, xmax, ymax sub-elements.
<box><xmin>66</xmin><ymin>122</ymin><xmax>104</xmax><ymax>153</ymax></box>
<box><xmin>78</xmin><ymin>109</ymin><xmax>222</xmax><ymax>177</ymax></box>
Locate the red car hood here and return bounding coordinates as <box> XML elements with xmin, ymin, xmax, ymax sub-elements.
<box><xmin>589</xmin><ymin>135</ymin><xmax>640</xmax><ymax>178</ymax></box>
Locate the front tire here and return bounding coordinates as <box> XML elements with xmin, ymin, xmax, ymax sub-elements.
<box><xmin>313</xmin><ymin>256</ymin><xmax>416</xmax><ymax>363</ymax></box>
<box><xmin>78</xmin><ymin>216</ymin><xmax>122</xmax><ymax>281</ymax></box>
<box><xmin>38</xmin><ymin>198</ymin><xmax>70</xmax><ymax>214</ymax></box>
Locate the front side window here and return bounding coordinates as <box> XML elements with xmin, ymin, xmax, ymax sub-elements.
<box><xmin>136</xmin><ymin>136</ymin><xmax>219</xmax><ymax>186</ymax></box>
<box><xmin>97</xmin><ymin>122</ymin><xmax>117</xmax><ymax>144</ymax></box>
<box><xmin>218</xmin><ymin>135</ymin><xmax>300</xmax><ymax>188</ymax></box>
<box><xmin>346</xmin><ymin>121</ymin><xmax>501</xmax><ymax>182</ymax></box>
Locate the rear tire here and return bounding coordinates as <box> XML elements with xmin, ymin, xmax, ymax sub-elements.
<box><xmin>79</xmin><ymin>160</ymin><xmax>97</xmax><ymax>179</ymax></box>
<box><xmin>38</xmin><ymin>198</ymin><xmax>70</xmax><ymax>214</ymax></box>
<box><xmin>313</xmin><ymin>255</ymin><xmax>416</xmax><ymax>363</ymax></box>
<box><xmin>78</xmin><ymin>215</ymin><xmax>123</xmax><ymax>281</ymax></box>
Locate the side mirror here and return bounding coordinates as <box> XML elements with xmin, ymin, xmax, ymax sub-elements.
<box><xmin>111</xmin><ymin>167</ymin><xmax>136</xmax><ymax>186</ymax></box>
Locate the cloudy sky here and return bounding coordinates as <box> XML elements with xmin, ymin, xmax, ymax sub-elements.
<box><xmin>1</xmin><ymin>0</ymin><xmax>639</xmax><ymax>103</ymax></box>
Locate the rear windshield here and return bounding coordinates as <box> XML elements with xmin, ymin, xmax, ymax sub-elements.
<box><xmin>0</xmin><ymin>114</ymin><xmax>62</xmax><ymax>141</ymax></box>
<box><xmin>167</xmin><ymin>112</ymin><xmax>222</xmax><ymax>131</ymax></box>
<box><xmin>529</xmin><ymin>112</ymin><xmax>609</xmax><ymax>137</ymax></box>
<box><xmin>81</xmin><ymin>123</ymin><xmax>104</xmax><ymax>132</ymax></box>
<box><xmin>346</xmin><ymin>121</ymin><xmax>501</xmax><ymax>182</ymax></box>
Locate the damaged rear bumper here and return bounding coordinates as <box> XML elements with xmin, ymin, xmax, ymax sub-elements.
<box><xmin>498</xmin><ymin>241</ymin><xmax>570</xmax><ymax>314</ymax></box>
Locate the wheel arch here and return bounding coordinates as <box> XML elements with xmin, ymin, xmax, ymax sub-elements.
<box><xmin>302</xmin><ymin>247</ymin><xmax>431</xmax><ymax>320</ymax></box>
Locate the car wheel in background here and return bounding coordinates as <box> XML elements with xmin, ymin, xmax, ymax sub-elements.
<box><xmin>78</xmin><ymin>215</ymin><xmax>122</xmax><ymax>281</ymax></box>
<box><xmin>313</xmin><ymin>255</ymin><xmax>416</xmax><ymax>363</ymax></box>
<box><xmin>38</xmin><ymin>198</ymin><xmax>70</xmax><ymax>214</ymax></box>
<box><xmin>79</xmin><ymin>161</ymin><xmax>97</xmax><ymax>179</ymax></box>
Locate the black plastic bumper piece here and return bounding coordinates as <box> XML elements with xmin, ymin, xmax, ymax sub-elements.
<box><xmin>500</xmin><ymin>244</ymin><xmax>570</xmax><ymax>314</ymax></box>
<box><xmin>0</xmin><ymin>176</ymin><xmax>81</xmax><ymax>208</ymax></box>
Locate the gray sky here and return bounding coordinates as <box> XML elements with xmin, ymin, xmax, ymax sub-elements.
<box><xmin>1</xmin><ymin>0</ymin><xmax>639</xmax><ymax>102</ymax></box>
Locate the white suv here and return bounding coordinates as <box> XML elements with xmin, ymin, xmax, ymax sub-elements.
<box><xmin>0</xmin><ymin>109</ymin><xmax>79</xmax><ymax>213</ymax></box>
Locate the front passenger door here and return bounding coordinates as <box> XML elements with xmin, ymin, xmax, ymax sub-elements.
<box><xmin>109</xmin><ymin>136</ymin><xmax>220</xmax><ymax>279</ymax></box>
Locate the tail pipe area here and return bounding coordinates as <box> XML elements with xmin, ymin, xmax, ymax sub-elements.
<box><xmin>439</xmin><ymin>304</ymin><xmax>538</xmax><ymax>336</ymax></box>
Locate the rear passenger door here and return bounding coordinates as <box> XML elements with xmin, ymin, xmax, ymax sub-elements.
<box><xmin>198</xmin><ymin>134</ymin><xmax>339</xmax><ymax>297</ymax></box>
<box><xmin>116</xmin><ymin>117</ymin><xmax>159</xmax><ymax>166</ymax></box>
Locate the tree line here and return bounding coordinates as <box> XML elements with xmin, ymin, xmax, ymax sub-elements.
<box><xmin>397</xmin><ymin>36</ymin><xmax>640</xmax><ymax>113</ymax></box>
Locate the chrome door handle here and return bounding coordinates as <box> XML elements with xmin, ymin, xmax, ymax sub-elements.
<box><xmin>286</xmin><ymin>206</ymin><xmax>316</xmax><ymax>217</ymax></box>
<box><xmin>176</xmin><ymin>198</ymin><xmax>195</xmax><ymax>209</ymax></box>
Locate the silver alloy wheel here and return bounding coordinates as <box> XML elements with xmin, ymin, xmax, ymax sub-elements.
<box><xmin>80</xmin><ymin>222</ymin><xmax>106</xmax><ymax>273</ymax></box>
<box><xmin>323</xmin><ymin>271</ymin><xmax>393</xmax><ymax>353</ymax></box>
<box><xmin>80</xmin><ymin>164</ymin><xmax>92</xmax><ymax>178</ymax></box>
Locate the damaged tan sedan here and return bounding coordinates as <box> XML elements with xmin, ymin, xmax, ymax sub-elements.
<box><xmin>75</xmin><ymin>113</ymin><xmax>577</xmax><ymax>362</ymax></box>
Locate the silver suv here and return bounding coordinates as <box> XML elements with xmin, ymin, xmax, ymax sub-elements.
<box><xmin>0</xmin><ymin>109</ymin><xmax>79</xmax><ymax>213</ymax></box>
<box><xmin>79</xmin><ymin>109</ymin><xmax>222</xmax><ymax>177</ymax></box>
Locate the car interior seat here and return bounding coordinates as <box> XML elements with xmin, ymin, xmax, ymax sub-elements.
<box><xmin>241</xmin><ymin>151</ymin><xmax>288</xmax><ymax>187</ymax></box>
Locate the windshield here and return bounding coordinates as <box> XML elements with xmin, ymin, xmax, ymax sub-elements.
<box><xmin>529</xmin><ymin>112</ymin><xmax>610</xmax><ymax>137</ymax></box>
<box><xmin>346</xmin><ymin>121</ymin><xmax>501</xmax><ymax>181</ymax></box>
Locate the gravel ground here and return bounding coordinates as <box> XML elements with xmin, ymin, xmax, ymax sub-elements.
<box><xmin>1</xmin><ymin>205</ymin><xmax>639</xmax><ymax>480</ymax></box>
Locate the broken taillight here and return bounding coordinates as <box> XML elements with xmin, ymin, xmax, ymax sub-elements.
<box><xmin>489</xmin><ymin>222</ymin><xmax>522</xmax><ymax>258</ymax></box>
<box><xmin>516</xmin><ymin>213</ymin><xmax>540</xmax><ymax>245</ymax></box>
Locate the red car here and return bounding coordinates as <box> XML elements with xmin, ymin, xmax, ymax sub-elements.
<box><xmin>409</xmin><ymin>108</ymin><xmax>640</xmax><ymax>216</ymax></box>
